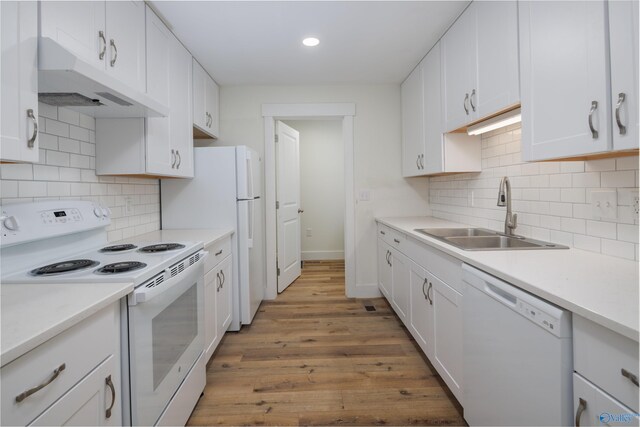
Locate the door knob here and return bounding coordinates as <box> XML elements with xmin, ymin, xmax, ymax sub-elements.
<box><xmin>298</xmin><ymin>209</ymin><xmax>304</xmax><ymax>214</ymax></box>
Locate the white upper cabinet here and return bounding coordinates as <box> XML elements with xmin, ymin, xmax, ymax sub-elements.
<box><xmin>609</xmin><ymin>0</ymin><xmax>639</xmax><ymax>151</ymax></box>
<box><xmin>519</xmin><ymin>1</ymin><xmax>612</xmax><ymax>160</ymax></box>
<box><xmin>145</xmin><ymin>5</ymin><xmax>170</xmax><ymax>107</ymax></box>
<box><xmin>40</xmin><ymin>1</ymin><xmax>146</xmax><ymax>92</ymax></box>
<box><xmin>193</xmin><ymin>59</ymin><xmax>220</xmax><ymax>139</ymax></box>
<box><xmin>1</xmin><ymin>1</ymin><xmax>39</xmax><ymax>163</ymax></box>
<box><xmin>422</xmin><ymin>43</ymin><xmax>444</xmax><ymax>175</ymax></box>
<box><xmin>442</xmin><ymin>3</ymin><xmax>477</xmax><ymax>132</ymax></box>
<box><xmin>401</xmin><ymin>63</ymin><xmax>425</xmax><ymax>177</ymax></box>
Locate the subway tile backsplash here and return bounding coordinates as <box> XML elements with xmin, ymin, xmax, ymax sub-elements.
<box><xmin>429</xmin><ymin>124</ymin><xmax>640</xmax><ymax>261</ymax></box>
<box><xmin>0</xmin><ymin>104</ymin><xmax>160</xmax><ymax>242</ymax></box>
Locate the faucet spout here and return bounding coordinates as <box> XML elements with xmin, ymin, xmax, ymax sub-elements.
<box><xmin>497</xmin><ymin>176</ymin><xmax>518</xmax><ymax>235</ymax></box>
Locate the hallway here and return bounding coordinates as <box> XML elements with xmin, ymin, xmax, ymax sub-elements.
<box><xmin>187</xmin><ymin>260</ymin><xmax>465</xmax><ymax>426</ymax></box>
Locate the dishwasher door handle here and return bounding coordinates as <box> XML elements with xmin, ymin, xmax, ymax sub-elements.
<box><xmin>484</xmin><ymin>282</ymin><xmax>517</xmax><ymax>307</ymax></box>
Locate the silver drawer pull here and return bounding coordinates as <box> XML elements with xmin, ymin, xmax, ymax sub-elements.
<box><xmin>216</xmin><ymin>272</ymin><xmax>221</xmax><ymax>291</ymax></box>
<box><xmin>215</xmin><ymin>249</ymin><xmax>223</xmax><ymax>256</ymax></box>
<box><xmin>427</xmin><ymin>282</ymin><xmax>433</xmax><ymax>305</ymax></box>
<box><xmin>470</xmin><ymin>89</ymin><xmax>477</xmax><ymax>112</ymax></box>
<box><xmin>220</xmin><ymin>270</ymin><xmax>225</xmax><ymax>287</ymax></box>
<box><xmin>463</xmin><ymin>93</ymin><xmax>470</xmax><ymax>115</ymax></box>
<box><xmin>380</xmin><ymin>230</ymin><xmax>386</xmax><ymax>235</ymax></box>
<box><xmin>588</xmin><ymin>100</ymin><xmax>599</xmax><ymax>139</ymax></box>
<box><xmin>15</xmin><ymin>363</ymin><xmax>66</xmax><ymax>402</ymax></box>
<box><xmin>105</xmin><ymin>375</ymin><xmax>116</xmax><ymax>418</ymax></box>
<box><xmin>575</xmin><ymin>397</ymin><xmax>587</xmax><ymax>427</ymax></box>
<box><xmin>393</xmin><ymin>238</ymin><xmax>400</xmax><ymax>244</ymax></box>
<box><xmin>98</xmin><ymin>31</ymin><xmax>106</xmax><ymax>60</ymax></box>
<box><xmin>422</xmin><ymin>278</ymin><xmax>428</xmax><ymax>300</ymax></box>
<box><xmin>616</xmin><ymin>93</ymin><xmax>627</xmax><ymax>135</ymax></box>
<box><xmin>621</xmin><ymin>368</ymin><xmax>639</xmax><ymax>387</ymax></box>
<box><xmin>109</xmin><ymin>39</ymin><xmax>118</xmax><ymax>67</ymax></box>
<box><xmin>27</xmin><ymin>109</ymin><xmax>38</xmax><ymax>148</ymax></box>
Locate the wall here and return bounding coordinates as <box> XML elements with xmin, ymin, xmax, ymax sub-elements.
<box><xmin>429</xmin><ymin>124</ymin><xmax>639</xmax><ymax>261</ymax></box>
<box><xmin>0</xmin><ymin>103</ymin><xmax>160</xmax><ymax>242</ymax></box>
<box><xmin>283</xmin><ymin>120</ymin><xmax>344</xmax><ymax>260</ymax></box>
<box><xmin>217</xmin><ymin>85</ymin><xmax>430</xmax><ymax>289</ymax></box>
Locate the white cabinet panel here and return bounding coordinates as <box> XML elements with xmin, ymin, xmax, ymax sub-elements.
<box><xmin>105</xmin><ymin>1</ymin><xmax>145</xmax><ymax>92</ymax></box>
<box><xmin>204</xmin><ymin>269</ymin><xmax>219</xmax><ymax>361</ymax></box>
<box><xmin>216</xmin><ymin>256</ymin><xmax>233</xmax><ymax>336</ymax></box>
<box><xmin>422</xmin><ymin>44</ymin><xmax>443</xmax><ymax>175</ymax></box>
<box><xmin>409</xmin><ymin>261</ymin><xmax>434</xmax><ymax>359</ymax></box>
<box><xmin>519</xmin><ymin>1</ymin><xmax>611</xmax><ymax>160</ymax></box>
<box><xmin>573</xmin><ymin>373</ymin><xmax>639</xmax><ymax>427</ymax></box>
<box><xmin>206</xmin><ymin>76</ymin><xmax>220</xmax><ymax>138</ymax></box>
<box><xmin>145</xmin><ymin>5</ymin><xmax>171</xmax><ymax>107</ymax></box>
<box><xmin>192</xmin><ymin>59</ymin><xmax>219</xmax><ymax>139</ymax></box>
<box><xmin>1</xmin><ymin>1</ymin><xmax>39</xmax><ymax>163</ymax></box>
<box><xmin>390</xmin><ymin>248</ymin><xmax>409</xmax><ymax>325</ymax></box>
<box><xmin>168</xmin><ymin>39</ymin><xmax>194</xmax><ymax>177</ymax></box>
<box><xmin>377</xmin><ymin>241</ymin><xmax>392</xmax><ymax>300</ymax></box>
<box><xmin>475</xmin><ymin>1</ymin><xmax>519</xmax><ymax>119</ymax></box>
<box><xmin>609</xmin><ymin>0</ymin><xmax>639</xmax><ymax>151</ymax></box>
<box><xmin>401</xmin><ymin>63</ymin><xmax>424</xmax><ymax>177</ymax></box>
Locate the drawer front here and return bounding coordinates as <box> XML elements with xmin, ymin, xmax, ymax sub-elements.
<box><xmin>205</xmin><ymin>236</ymin><xmax>232</xmax><ymax>273</ymax></box>
<box><xmin>1</xmin><ymin>304</ymin><xmax>119</xmax><ymax>426</ymax></box>
<box><xmin>376</xmin><ymin>223</ymin><xmax>406</xmax><ymax>251</ymax></box>
<box><xmin>574</xmin><ymin>315</ymin><xmax>639</xmax><ymax>412</ymax></box>
<box><xmin>573</xmin><ymin>373</ymin><xmax>639</xmax><ymax>427</ymax></box>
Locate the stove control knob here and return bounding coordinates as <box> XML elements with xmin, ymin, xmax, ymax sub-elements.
<box><xmin>3</xmin><ymin>216</ymin><xmax>19</xmax><ymax>231</ymax></box>
<box><xmin>94</xmin><ymin>207</ymin><xmax>104</xmax><ymax>218</ymax></box>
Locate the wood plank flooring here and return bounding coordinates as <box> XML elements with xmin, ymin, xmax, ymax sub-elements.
<box><xmin>187</xmin><ymin>260</ymin><xmax>465</xmax><ymax>426</ymax></box>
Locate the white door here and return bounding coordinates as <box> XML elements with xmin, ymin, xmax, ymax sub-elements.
<box><xmin>422</xmin><ymin>42</ymin><xmax>443</xmax><ymax>175</ymax></box>
<box><xmin>169</xmin><ymin>37</ymin><xmax>193</xmax><ymax>177</ymax></box>
<box><xmin>1</xmin><ymin>1</ymin><xmax>39</xmax><ymax>163</ymax></box>
<box><xmin>401</xmin><ymin>63</ymin><xmax>424</xmax><ymax>177</ymax></box>
<box><xmin>105</xmin><ymin>1</ymin><xmax>146</xmax><ymax>92</ymax></box>
<box><xmin>145</xmin><ymin>6</ymin><xmax>170</xmax><ymax>107</ymax></box>
<box><xmin>609</xmin><ymin>0</ymin><xmax>639</xmax><ymax>151</ymax></box>
<box><xmin>276</xmin><ymin>121</ymin><xmax>302</xmax><ymax>293</ymax></box>
<box><xmin>409</xmin><ymin>261</ymin><xmax>434</xmax><ymax>359</ymax></box>
<box><xmin>519</xmin><ymin>1</ymin><xmax>611</xmax><ymax>161</ymax></box>
<box><xmin>216</xmin><ymin>255</ymin><xmax>233</xmax><ymax>335</ymax></box>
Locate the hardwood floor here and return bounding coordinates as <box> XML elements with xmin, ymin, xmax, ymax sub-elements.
<box><xmin>188</xmin><ymin>260</ymin><xmax>465</xmax><ymax>426</ymax></box>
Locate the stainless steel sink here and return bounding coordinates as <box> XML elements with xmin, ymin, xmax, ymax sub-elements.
<box><xmin>414</xmin><ymin>228</ymin><xmax>569</xmax><ymax>251</ymax></box>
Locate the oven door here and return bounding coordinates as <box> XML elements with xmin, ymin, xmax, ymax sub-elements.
<box><xmin>127</xmin><ymin>258</ymin><xmax>205</xmax><ymax>426</ymax></box>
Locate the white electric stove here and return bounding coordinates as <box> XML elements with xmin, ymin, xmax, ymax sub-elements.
<box><xmin>1</xmin><ymin>200</ymin><xmax>207</xmax><ymax>426</ymax></box>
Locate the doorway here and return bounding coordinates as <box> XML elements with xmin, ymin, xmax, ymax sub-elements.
<box><xmin>262</xmin><ymin>103</ymin><xmax>356</xmax><ymax>300</ymax></box>
<box><xmin>275</xmin><ymin>119</ymin><xmax>345</xmax><ymax>293</ymax></box>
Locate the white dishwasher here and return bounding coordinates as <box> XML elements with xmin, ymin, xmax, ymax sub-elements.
<box><xmin>462</xmin><ymin>264</ymin><xmax>573</xmax><ymax>426</ymax></box>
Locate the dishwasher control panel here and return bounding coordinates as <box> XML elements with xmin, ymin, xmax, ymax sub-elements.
<box><xmin>517</xmin><ymin>299</ymin><xmax>561</xmax><ymax>337</ymax></box>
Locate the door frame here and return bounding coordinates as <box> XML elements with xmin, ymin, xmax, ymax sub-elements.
<box><xmin>263</xmin><ymin>103</ymin><xmax>356</xmax><ymax>300</ymax></box>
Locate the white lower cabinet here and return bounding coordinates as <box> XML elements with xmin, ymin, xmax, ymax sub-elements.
<box><xmin>573</xmin><ymin>373</ymin><xmax>639</xmax><ymax>427</ymax></box>
<box><xmin>216</xmin><ymin>255</ymin><xmax>233</xmax><ymax>337</ymax></box>
<box><xmin>377</xmin><ymin>241</ymin><xmax>392</xmax><ymax>300</ymax></box>
<box><xmin>1</xmin><ymin>304</ymin><xmax>121</xmax><ymax>426</ymax></box>
<box><xmin>204</xmin><ymin>236</ymin><xmax>233</xmax><ymax>361</ymax></box>
<box><xmin>390</xmin><ymin>248</ymin><xmax>410</xmax><ymax>325</ymax></box>
<box><xmin>409</xmin><ymin>261</ymin><xmax>434</xmax><ymax>359</ymax></box>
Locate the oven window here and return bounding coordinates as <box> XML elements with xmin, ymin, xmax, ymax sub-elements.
<box><xmin>152</xmin><ymin>282</ymin><xmax>198</xmax><ymax>390</ymax></box>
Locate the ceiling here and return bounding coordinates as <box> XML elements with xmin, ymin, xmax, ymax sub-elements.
<box><xmin>150</xmin><ymin>1</ymin><xmax>470</xmax><ymax>86</ymax></box>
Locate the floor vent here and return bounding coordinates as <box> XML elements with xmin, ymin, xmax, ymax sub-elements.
<box><xmin>364</xmin><ymin>305</ymin><xmax>376</xmax><ymax>312</ymax></box>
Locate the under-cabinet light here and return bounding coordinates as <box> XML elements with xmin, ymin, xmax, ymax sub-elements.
<box><xmin>467</xmin><ymin>108</ymin><xmax>522</xmax><ymax>136</ymax></box>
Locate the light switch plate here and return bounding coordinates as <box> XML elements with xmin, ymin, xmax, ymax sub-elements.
<box><xmin>358</xmin><ymin>189</ymin><xmax>372</xmax><ymax>202</ymax></box>
<box><xmin>591</xmin><ymin>190</ymin><xmax>617</xmax><ymax>220</ymax></box>
<box><xmin>124</xmin><ymin>196</ymin><xmax>134</xmax><ymax>215</ymax></box>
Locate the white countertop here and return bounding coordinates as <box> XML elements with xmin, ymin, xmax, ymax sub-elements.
<box><xmin>1</xmin><ymin>282</ymin><xmax>133</xmax><ymax>367</ymax></box>
<box><xmin>122</xmin><ymin>228</ymin><xmax>234</xmax><ymax>249</ymax></box>
<box><xmin>377</xmin><ymin>216</ymin><xmax>639</xmax><ymax>342</ymax></box>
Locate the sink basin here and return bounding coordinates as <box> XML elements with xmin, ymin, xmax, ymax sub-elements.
<box><xmin>414</xmin><ymin>228</ymin><xmax>569</xmax><ymax>251</ymax></box>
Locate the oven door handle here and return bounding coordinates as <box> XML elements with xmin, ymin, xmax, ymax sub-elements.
<box><xmin>130</xmin><ymin>251</ymin><xmax>208</xmax><ymax>306</ymax></box>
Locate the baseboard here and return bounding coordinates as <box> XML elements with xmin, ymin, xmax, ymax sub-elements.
<box><xmin>302</xmin><ymin>250</ymin><xmax>345</xmax><ymax>261</ymax></box>
<box><xmin>347</xmin><ymin>282</ymin><xmax>382</xmax><ymax>299</ymax></box>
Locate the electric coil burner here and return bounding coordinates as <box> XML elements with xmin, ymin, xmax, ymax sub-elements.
<box><xmin>139</xmin><ymin>243</ymin><xmax>185</xmax><ymax>253</ymax></box>
<box><xmin>100</xmin><ymin>244</ymin><xmax>138</xmax><ymax>252</ymax></box>
<box><xmin>96</xmin><ymin>261</ymin><xmax>147</xmax><ymax>274</ymax></box>
<box><xmin>30</xmin><ymin>259</ymin><xmax>100</xmax><ymax>276</ymax></box>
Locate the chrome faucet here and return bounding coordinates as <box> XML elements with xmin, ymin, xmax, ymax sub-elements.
<box><xmin>497</xmin><ymin>176</ymin><xmax>518</xmax><ymax>235</ymax></box>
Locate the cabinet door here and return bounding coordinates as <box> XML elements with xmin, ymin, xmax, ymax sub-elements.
<box><xmin>377</xmin><ymin>242</ymin><xmax>392</xmax><ymax>300</ymax></box>
<box><xmin>206</xmin><ymin>78</ymin><xmax>220</xmax><ymax>138</ymax></box>
<box><xmin>422</xmin><ymin>43</ymin><xmax>443</xmax><ymax>175</ymax></box>
<box><xmin>1</xmin><ymin>1</ymin><xmax>39</xmax><ymax>163</ymax></box>
<box><xmin>105</xmin><ymin>1</ymin><xmax>145</xmax><ymax>92</ymax></box>
<box><xmin>409</xmin><ymin>261</ymin><xmax>434</xmax><ymax>359</ymax></box>
<box><xmin>432</xmin><ymin>274</ymin><xmax>463</xmax><ymax>403</ymax></box>
<box><xmin>519</xmin><ymin>1</ymin><xmax>611</xmax><ymax>161</ymax></box>
<box><xmin>573</xmin><ymin>373</ymin><xmax>639</xmax><ymax>427</ymax></box>
<box><xmin>204</xmin><ymin>269</ymin><xmax>218</xmax><ymax>361</ymax></box>
<box><xmin>442</xmin><ymin>3</ymin><xmax>477</xmax><ymax>132</ymax></box>
<box><xmin>192</xmin><ymin>60</ymin><xmax>208</xmax><ymax>131</ymax></box>
<box><xmin>475</xmin><ymin>1</ymin><xmax>519</xmax><ymax>119</ymax></box>
<box><xmin>39</xmin><ymin>1</ymin><xmax>105</xmax><ymax>70</ymax></box>
<box><xmin>216</xmin><ymin>256</ymin><xmax>233</xmax><ymax>337</ymax></box>
<box><xmin>390</xmin><ymin>248</ymin><xmax>410</xmax><ymax>325</ymax></box>
<box><xmin>145</xmin><ymin>6</ymin><xmax>170</xmax><ymax>107</ymax></box>
<box><xmin>30</xmin><ymin>356</ymin><xmax>121</xmax><ymax>426</ymax></box>
<box><xmin>170</xmin><ymin>39</ymin><xmax>194</xmax><ymax>177</ymax></box>
<box><xmin>401</xmin><ymin>63</ymin><xmax>425</xmax><ymax>177</ymax></box>
<box><xmin>609</xmin><ymin>0</ymin><xmax>639</xmax><ymax>151</ymax></box>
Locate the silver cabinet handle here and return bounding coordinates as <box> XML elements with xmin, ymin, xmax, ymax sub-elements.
<box><xmin>588</xmin><ymin>101</ymin><xmax>599</xmax><ymax>139</ymax></box>
<box><xmin>385</xmin><ymin>250</ymin><xmax>389</xmax><ymax>265</ymax></box>
<box><xmin>98</xmin><ymin>31</ymin><xmax>106</xmax><ymax>60</ymax></box>
<box><xmin>109</xmin><ymin>39</ymin><xmax>118</xmax><ymax>67</ymax></box>
<box><xmin>463</xmin><ymin>93</ymin><xmax>470</xmax><ymax>115</ymax></box>
<box><xmin>171</xmin><ymin>149</ymin><xmax>176</xmax><ymax>168</ymax></box>
<box><xmin>27</xmin><ymin>109</ymin><xmax>37</xmax><ymax>148</ymax></box>
<box><xmin>105</xmin><ymin>375</ymin><xmax>116</xmax><ymax>419</ymax></box>
<box><xmin>575</xmin><ymin>397</ymin><xmax>587</xmax><ymax>427</ymax></box>
<box><xmin>219</xmin><ymin>270</ymin><xmax>225</xmax><ymax>287</ymax></box>
<box><xmin>215</xmin><ymin>249</ymin><xmax>223</xmax><ymax>256</ymax></box>
<box><xmin>380</xmin><ymin>230</ymin><xmax>386</xmax><ymax>235</ymax></box>
<box><xmin>416</xmin><ymin>155</ymin><xmax>420</xmax><ymax>170</ymax></box>
<box><xmin>470</xmin><ymin>89</ymin><xmax>477</xmax><ymax>112</ymax></box>
<box><xmin>298</xmin><ymin>208</ymin><xmax>304</xmax><ymax>214</ymax></box>
<box><xmin>621</xmin><ymin>368</ymin><xmax>639</xmax><ymax>387</ymax></box>
<box><xmin>422</xmin><ymin>278</ymin><xmax>428</xmax><ymax>300</ymax></box>
<box><xmin>216</xmin><ymin>272</ymin><xmax>221</xmax><ymax>292</ymax></box>
<box><xmin>393</xmin><ymin>238</ymin><xmax>400</xmax><ymax>244</ymax></box>
<box><xmin>420</xmin><ymin>154</ymin><xmax>424</xmax><ymax>169</ymax></box>
<box><xmin>616</xmin><ymin>93</ymin><xmax>627</xmax><ymax>135</ymax></box>
<box><xmin>427</xmin><ymin>282</ymin><xmax>433</xmax><ymax>305</ymax></box>
<box><xmin>176</xmin><ymin>150</ymin><xmax>181</xmax><ymax>169</ymax></box>
<box><xmin>15</xmin><ymin>363</ymin><xmax>66</xmax><ymax>402</ymax></box>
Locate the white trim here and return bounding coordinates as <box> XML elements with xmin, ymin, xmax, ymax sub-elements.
<box><xmin>350</xmin><ymin>283</ymin><xmax>382</xmax><ymax>299</ymax></box>
<box><xmin>301</xmin><ymin>251</ymin><xmax>345</xmax><ymax>261</ymax></box>
<box><xmin>263</xmin><ymin>103</ymin><xmax>356</xmax><ymax>300</ymax></box>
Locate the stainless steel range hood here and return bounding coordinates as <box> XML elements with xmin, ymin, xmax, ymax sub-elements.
<box><xmin>38</xmin><ymin>37</ymin><xmax>169</xmax><ymax>118</ymax></box>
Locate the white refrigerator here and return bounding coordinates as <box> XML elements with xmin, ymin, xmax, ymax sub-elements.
<box><xmin>161</xmin><ymin>146</ymin><xmax>264</xmax><ymax>330</ymax></box>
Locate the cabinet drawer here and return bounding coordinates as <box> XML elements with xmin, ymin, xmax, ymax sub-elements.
<box><xmin>574</xmin><ymin>372</ymin><xmax>638</xmax><ymax>427</ymax></box>
<box><xmin>377</xmin><ymin>223</ymin><xmax>406</xmax><ymax>251</ymax></box>
<box><xmin>574</xmin><ymin>315</ymin><xmax>639</xmax><ymax>412</ymax></box>
<box><xmin>205</xmin><ymin>236</ymin><xmax>232</xmax><ymax>273</ymax></box>
<box><xmin>1</xmin><ymin>304</ymin><xmax>119</xmax><ymax>426</ymax></box>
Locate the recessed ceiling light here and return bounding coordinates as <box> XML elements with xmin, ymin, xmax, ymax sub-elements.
<box><xmin>302</xmin><ymin>37</ymin><xmax>320</xmax><ymax>47</ymax></box>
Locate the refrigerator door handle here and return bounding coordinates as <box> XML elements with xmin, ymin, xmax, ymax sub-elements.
<box><xmin>247</xmin><ymin>199</ymin><xmax>255</xmax><ymax>248</ymax></box>
<box><xmin>246</xmin><ymin>154</ymin><xmax>254</xmax><ymax>200</ymax></box>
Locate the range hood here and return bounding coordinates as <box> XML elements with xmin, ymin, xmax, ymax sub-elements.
<box><xmin>38</xmin><ymin>37</ymin><xmax>169</xmax><ymax>118</ymax></box>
